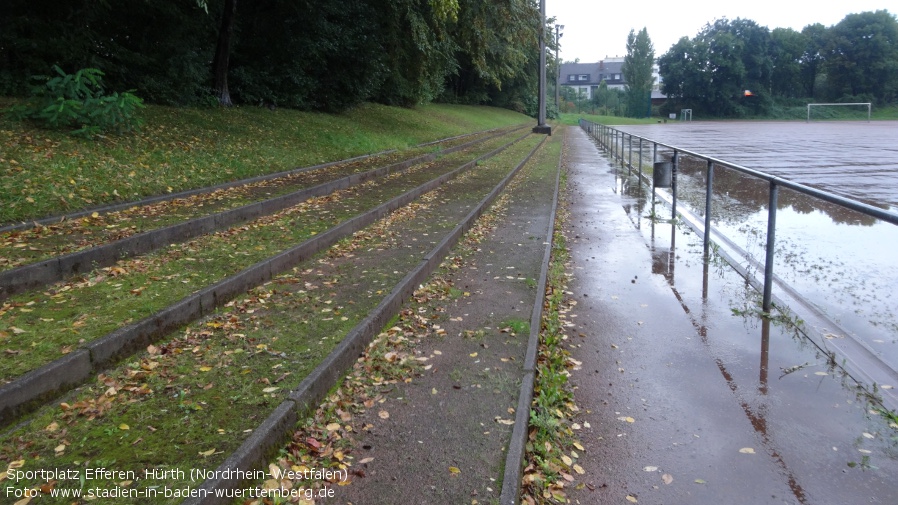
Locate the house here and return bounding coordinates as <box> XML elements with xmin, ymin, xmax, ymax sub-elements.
<box><xmin>558</xmin><ymin>57</ymin><xmax>664</xmax><ymax>102</ymax></box>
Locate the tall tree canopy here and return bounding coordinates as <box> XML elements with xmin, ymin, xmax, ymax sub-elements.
<box><xmin>622</xmin><ymin>28</ymin><xmax>655</xmax><ymax>117</ymax></box>
<box><xmin>0</xmin><ymin>0</ymin><xmax>541</xmax><ymax>113</ymax></box>
<box><xmin>657</xmin><ymin>10</ymin><xmax>898</xmax><ymax>117</ymax></box>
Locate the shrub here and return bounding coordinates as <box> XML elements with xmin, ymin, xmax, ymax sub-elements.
<box><xmin>7</xmin><ymin>66</ymin><xmax>144</xmax><ymax>137</ymax></box>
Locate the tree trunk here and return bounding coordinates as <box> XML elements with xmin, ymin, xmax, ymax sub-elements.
<box><xmin>213</xmin><ymin>0</ymin><xmax>237</xmax><ymax>107</ymax></box>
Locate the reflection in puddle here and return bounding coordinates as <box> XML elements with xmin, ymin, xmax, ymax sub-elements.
<box><xmin>608</xmin><ymin>160</ymin><xmax>898</xmax><ymax>503</ymax></box>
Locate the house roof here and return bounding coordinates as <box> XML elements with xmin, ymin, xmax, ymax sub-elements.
<box><xmin>558</xmin><ymin>61</ymin><xmax>625</xmax><ymax>86</ymax></box>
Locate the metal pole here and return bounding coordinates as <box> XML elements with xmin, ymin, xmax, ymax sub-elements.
<box><xmin>638</xmin><ymin>137</ymin><xmax>643</xmax><ymax>183</ymax></box>
<box><xmin>703</xmin><ymin>161</ymin><xmax>714</xmax><ymax>259</ymax></box>
<box><xmin>763</xmin><ymin>182</ymin><xmax>778</xmax><ymax>312</ymax></box>
<box><xmin>533</xmin><ymin>0</ymin><xmax>549</xmax><ymax>134</ymax></box>
<box><xmin>628</xmin><ymin>134</ymin><xmax>632</xmax><ymax>174</ymax></box>
<box><xmin>671</xmin><ymin>150</ymin><xmax>678</xmax><ymax>220</ymax></box>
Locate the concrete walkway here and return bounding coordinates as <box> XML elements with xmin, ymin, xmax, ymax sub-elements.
<box><xmin>558</xmin><ymin>126</ymin><xmax>898</xmax><ymax>505</ymax></box>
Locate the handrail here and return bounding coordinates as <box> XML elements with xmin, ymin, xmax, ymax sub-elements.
<box><xmin>578</xmin><ymin>118</ymin><xmax>898</xmax><ymax>312</ymax></box>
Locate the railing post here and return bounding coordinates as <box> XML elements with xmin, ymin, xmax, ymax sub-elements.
<box><xmin>638</xmin><ymin>137</ymin><xmax>643</xmax><ymax>183</ymax></box>
<box><xmin>671</xmin><ymin>150</ymin><xmax>678</xmax><ymax>220</ymax></box>
<box><xmin>703</xmin><ymin>161</ymin><xmax>714</xmax><ymax>260</ymax></box>
<box><xmin>763</xmin><ymin>182</ymin><xmax>778</xmax><ymax>312</ymax></box>
<box><xmin>628</xmin><ymin>134</ymin><xmax>633</xmax><ymax>175</ymax></box>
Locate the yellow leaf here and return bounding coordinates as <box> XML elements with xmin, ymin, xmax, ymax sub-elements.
<box><xmin>469</xmin><ymin>352</ymin><xmax>478</xmax><ymax>357</ymax></box>
<box><xmin>199</xmin><ymin>366</ymin><xmax>212</xmax><ymax>372</ymax></box>
<box><xmin>449</xmin><ymin>467</ymin><xmax>461</xmax><ymax>474</ymax></box>
<box><xmin>573</xmin><ymin>464</ymin><xmax>585</xmax><ymax>475</ymax></box>
<box><xmin>325</xmin><ymin>423</ymin><xmax>341</xmax><ymax>432</ymax></box>
<box><xmin>119</xmin><ymin>424</ymin><xmax>129</xmax><ymax>430</ymax></box>
<box><xmin>561</xmin><ymin>455</ymin><xmax>573</xmax><ymax>466</ymax></box>
<box><xmin>199</xmin><ymin>448</ymin><xmax>216</xmax><ymax>457</ymax></box>
<box><xmin>739</xmin><ymin>447</ymin><xmax>755</xmax><ymax>454</ymax></box>
<box><xmin>91</xmin><ymin>212</ymin><xmax>99</xmax><ymax>218</ymax></box>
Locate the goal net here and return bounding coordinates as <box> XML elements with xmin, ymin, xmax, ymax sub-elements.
<box><xmin>806</xmin><ymin>103</ymin><xmax>871</xmax><ymax>122</ymax></box>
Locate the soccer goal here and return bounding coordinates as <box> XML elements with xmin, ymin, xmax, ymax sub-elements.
<box><xmin>806</xmin><ymin>103</ymin><xmax>871</xmax><ymax>122</ymax></box>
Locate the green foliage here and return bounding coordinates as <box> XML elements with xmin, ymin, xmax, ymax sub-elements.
<box><xmin>8</xmin><ymin>66</ymin><xmax>144</xmax><ymax>137</ymax></box>
<box><xmin>658</xmin><ymin>11</ymin><xmax>898</xmax><ymax>117</ymax></box>
<box><xmin>623</xmin><ymin>28</ymin><xmax>655</xmax><ymax>118</ymax></box>
<box><xmin>824</xmin><ymin>10</ymin><xmax>898</xmax><ymax>104</ymax></box>
<box><xmin>1</xmin><ymin>0</ymin><xmax>541</xmax><ymax>114</ymax></box>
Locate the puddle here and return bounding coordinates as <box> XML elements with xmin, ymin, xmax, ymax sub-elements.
<box><xmin>614</xmin><ymin>122</ymin><xmax>898</xmax><ymax>373</ymax></box>
<box><xmin>607</xmin><ymin>163</ymin><xmax>898</xmax><ymax>503</ymax></box>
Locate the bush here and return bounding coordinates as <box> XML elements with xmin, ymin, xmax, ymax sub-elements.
<box><xmin>7</xmin><ymin>66</ymin><xmax>144</xmax><ymax>137</ymax></box>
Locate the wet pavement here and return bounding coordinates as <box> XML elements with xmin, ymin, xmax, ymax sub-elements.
<box><xmin>561</xmin><ymin>126</ymin><xmax>898</xmax><ymax>505</ymax></box>
<box><xmin>608</xmin><ymin>121</ymin><xmax>898</xmax><ymax>391</ymax></box>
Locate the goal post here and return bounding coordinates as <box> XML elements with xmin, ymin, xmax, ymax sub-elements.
<box><xmin>807</xmin><ymin>103</ymin><xmax>871</xmax><ymax>122</ymax></box>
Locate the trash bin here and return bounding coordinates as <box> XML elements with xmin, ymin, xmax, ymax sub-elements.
<box><xmin>653</xmin><ymin>161</ymin><xmax>672</xmax><ymax>188</ymax></box>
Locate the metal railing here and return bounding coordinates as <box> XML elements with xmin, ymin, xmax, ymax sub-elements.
<box><xmin>578</xmin><ymin>119</ymin><xmax>898</xmax><ymax>312</ymax></box>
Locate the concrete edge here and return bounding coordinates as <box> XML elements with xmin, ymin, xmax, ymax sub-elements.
<box><xmin>499</xmin><ymin>130</ymin><xmax>564</xmax><ymax>505</ymax></box>
<box><xmin>0</xmin><ymin>124</ymin><xmax>528</xmax><ymax>235</ymax></box>
<box><xmin>184</xmin><ymin>134</ymin><xmax>545</xmax><ymax>504</ymax></box>
<box><xmin>0</xmin><ymin>133</ymin><xmax>530</xmax><ymax>429</ymax></box>
<box><xmin>0</xmin><ymin>350</ymin><xmax>92</xmax><ymax>425</ymax></box>
<box><xmin>0</xmin><ymin>126</ymin><xmax>526</xmax><ymax>302</ymax></box>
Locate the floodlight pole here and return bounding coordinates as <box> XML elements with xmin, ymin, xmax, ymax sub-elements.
<box><xmin>555</xmin><ymin>25</ymin><xmax>564</xmax><ymax>110</ymax></box>
<box><xmin>533</xmin><ymin>0</ymin><xmax>551</xmax><ymax>135</ymax></box>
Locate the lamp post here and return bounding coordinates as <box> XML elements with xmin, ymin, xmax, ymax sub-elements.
<box><xmin>533</xmin><ymin>0</ymin><xmax>551</xmax><ymax>134</ymax></box>
<box><xmin>554</xmin><ymin>25</ymin><xmax>563</xmax><ymax>110</ymax></box>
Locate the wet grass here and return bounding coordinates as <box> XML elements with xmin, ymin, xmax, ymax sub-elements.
<box><xmin>0</xmin><ymin>138</ymin><xmax>523</xmax><ymax>381</ymax></box>
<box><xmin>0</xmin><ymin>133</ymin><xmax>546</xmax><ymax>503</ymax></box>
<box><xmin>0</xmin><ymin>99</ymin><xmax>529</xmax><ymax>225</ymax></box>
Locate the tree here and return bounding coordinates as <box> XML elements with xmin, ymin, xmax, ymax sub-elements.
<box><xmin>623</xmin><ymin>28</ymin><xmax>654</xmax><ymax>117</ymax></box>
<box><xmin>800</xmin><ymin>23</ymin><xmax>829</xmax><ymax>99</ymax></box>
<box><xmin>212</xmin><ymin>0</ymin><xmax>237</xmax><ymax>106</ymax></box>
<box><xmin>770</xmin><ymin>28</ymin><xmax>806</xmax><ymax>98</ymax></box>
<box><xmin>824</xmin><ymin>10</ymin><xmax>898</xmax><ymax>103</ymax></box>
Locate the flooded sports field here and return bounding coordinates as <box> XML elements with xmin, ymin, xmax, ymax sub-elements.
<box><xmin>613</xmin><ymin>121</ymin><xmax>898</xmax><ymax>399</ymax></box>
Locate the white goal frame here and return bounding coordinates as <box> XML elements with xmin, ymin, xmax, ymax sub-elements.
<box><xmin>806</xmin><ymin>102</ymin><xmax>871</xmax><ymax>122</ymax></box>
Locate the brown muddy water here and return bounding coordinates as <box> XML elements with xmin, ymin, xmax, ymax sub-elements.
<box><xmin>616</xmin><ymin>121</ymin><xmax>898</xmax><ymax>384</ymax></box>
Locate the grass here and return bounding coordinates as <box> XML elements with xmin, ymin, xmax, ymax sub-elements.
<box><xmin>0</xmin><ymin>135</ymin><xmax>542</xmax><ymax>502</ymax></box>
<box><xmin>0</xmin><ymin>132</ymin><xmax>529</xmax><ymax>381</ymax></box>
<box><xmin>0</xmin><ymin>99</ymin><xmax>529</xmax><ymax>224</ymax></box>
<box><xmin>556</xmin><ymin>112</ymin><xmax>657</xmax><ymax>126</ymax></box>
<box><xmin>521</xmin><ymin>158</ymin><xmax>588</xmax><ymax>504</ymax></box>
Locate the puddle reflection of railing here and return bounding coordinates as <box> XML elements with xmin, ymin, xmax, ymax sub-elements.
<box><xmin>581</xmin><ymin>118</ymin><xmax>898</xmax><ymax>412</ymax></box>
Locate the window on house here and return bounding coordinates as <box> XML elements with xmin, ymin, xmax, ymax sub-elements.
<box><xmin>568</xmin><ymin>75</ymin><xmax>576</xmax><ymax>82</ymax></box>
<box><xmin>578</xmin><ymin>74</ymin><xmax>589</xmax><ymax>81</ymax></box>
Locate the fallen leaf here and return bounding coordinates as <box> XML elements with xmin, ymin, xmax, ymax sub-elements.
<box><xmin>199</xmin><ymin>448</ymin><xmax>216</xmax><ymax>457</ymax></box>
<box><xmin>695</xmin><ymin>479</ymin><xmax>706</xmax><ymax>484</ymax></box>
<box><xmin>378</xmin><ymin>410</ymin><xmax>390</xmax><ymax>420</ymax></box>
<box><xmin>119</xmin><ymin>423</ymin><xmax>129</xmax><ymax>430</ymax></box>
<box><xmin>643</xmin><ymin>466</ymin><xmax>658</xmax><ymax>472</ymax></box>
<box><xmin>618</xmin><ymin>416</ymin><xmax>635</xmax><ymax>423</ymax></box>
<box><xmin>359</xmin><ymin>457</ymin><xmax>374</xmax><ymax>464</ymax></box>
<box><xmin>739</xmin><ymin>448</ymin><xmax>755</xmax><ymax>454</ymax></box>
<box><xmin>573</xmin><ymin>464</ymin><xmax>585</xmax><ymax>475</ymax></box>
<box><xmin>662</xmin><ymin>474</ymin><xmax>673</xmax><ymax>485</ymax></box>
<box><xmin>449</xmin><ymin>466</ymin><xmax>461</xmax><ymax>475</ymax></box>
<box><xmin>626</xmin><ymin>496</ymin><xmax>638</xmax><ymax>503</ymax></box>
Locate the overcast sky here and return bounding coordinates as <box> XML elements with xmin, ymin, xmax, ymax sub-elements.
<box><xmin>547</xmin><ymin>1</ymin><xmax>894</xmax><ymax>62</ymax></box>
